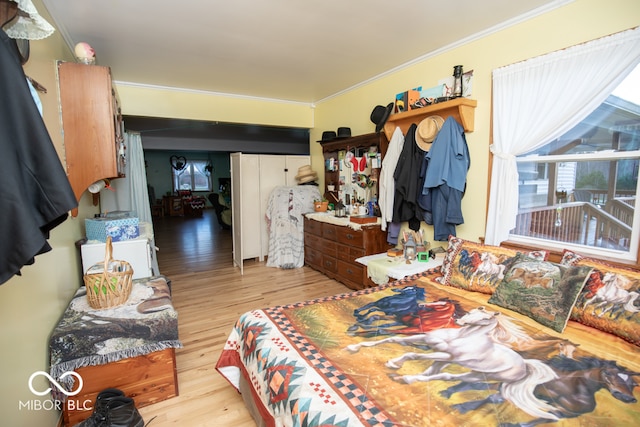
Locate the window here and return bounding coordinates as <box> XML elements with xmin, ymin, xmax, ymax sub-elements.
<box><xmin>510</xmin><ymin>64</ymin><xmax>640</xmax><ymax>259</ymax></box>
<box><xmin>486</xmin><ymin>27</ymin><xmax>640</xmax><ymax>262</ymax></box>
<box><xmin>172</xmin><ymin>159</ymin><xmax>212</xmax><ymax>192</ymax></box>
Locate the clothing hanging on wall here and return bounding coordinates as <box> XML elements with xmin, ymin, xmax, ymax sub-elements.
<box><xmin>419</xmin><ymin>116</ymin><xmax>470</xmax><ymax>241</ymax></box>
<box><xmin>392</xmin><ymin>123</ymin><xmax>424</xmax><ymax>231</ymax></box>
<box><xmin>0</xmin><ymin>28</ymin><xmax>77</xmax><ymax>285</ymax></box>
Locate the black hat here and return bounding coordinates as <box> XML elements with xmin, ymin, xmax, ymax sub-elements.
<box><xmin>317</xmin><ymin>130</ymin><xmax>337</xmax><ymax>142</ymax></box>
<box><xmin>370</xmin><ymin>102</ymin><xmax>394</xmax><ymax>133</ymax></box>
<box><xmin>335</xmin><ymin>127</ymin><xmax>351</xmax><ymax>139</ymax></box>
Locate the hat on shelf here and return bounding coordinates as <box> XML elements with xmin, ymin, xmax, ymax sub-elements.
<box><xmin>317</xmin><ymin>131</ymin><xmax>337</xmax><ymax>142</ymax></box>
<box><xmin>295</xmin><ymin>165</ymin><xmax>319</xmax><ymax>184</ymax></box>
<box><xmin>335</xmin><ymin>127</ymin><xmax>351</xmax><ymax>139</ymax></box>
<box><xmin>415</xmin><ymin>115</ymin><xmax>445</xmax><ymax>151</ymax></box>
<box><xmin>370</xmin><ymin>102</ymin><xmax>394</xmax><ymax>133</ymax></box>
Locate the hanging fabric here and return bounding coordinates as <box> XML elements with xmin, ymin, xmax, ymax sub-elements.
<box><xmin>485</xmin><ymin>27</ymin><xmax>640</xmax><ymax>245</ymax></box>
<box><xmin>0</xmin><ymin>28</ymin><xmax>77</xmax><ymax>285</ymax></box>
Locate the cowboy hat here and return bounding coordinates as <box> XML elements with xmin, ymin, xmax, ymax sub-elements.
<box><xmin>295</xmin><ymin>165</ymin><xmax>318</xmax><ymax>184</ymax></box>
<box><xmin>335</xmin><ymin>127</ymin><xmax>351</xmax><ymax>139</ymax></box>
<box><xmin>415</xmin><ymin>115</ymin><xmax>445</xmax><ymax>151</ymax></box>
<box><xmin>317</xmin><ymin>131</ymin><xmax>337</xmax><ymax>142</ymax></box>
<box><xmin>370</xmin><ymin>102</ymin><xmax>394</xmax><ymax>133</ymax></box>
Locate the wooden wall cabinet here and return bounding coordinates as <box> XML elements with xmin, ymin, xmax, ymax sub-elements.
<box><xmin>57</xmin><ymin>61</ymin><xmax>124</xmax><ymax>216</ymax></box>
<box><xmin>319</xmin><ymin>132</ymin><xmax>388</xmax><ymax>202</ymax></box>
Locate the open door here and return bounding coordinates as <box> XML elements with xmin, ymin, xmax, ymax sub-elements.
<box><xmin>230</xmin><ymin>153</ymin><xmax>243</xmax><ymax>274</ymax></box>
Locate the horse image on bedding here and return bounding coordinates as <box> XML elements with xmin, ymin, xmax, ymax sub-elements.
<box><xmin>346</xmin><ymin>302</ymin><xmax>640</xmax><ymax>425</ymax></box>
<box><xmin>347</xmin><ymin>285</ymin><xmax>465</xmax><ymax>337</ymax></box>
<box><xmin>457</xmin><ymin>249</ymin><xmax>517</xmax><ymax>288</ymax></box>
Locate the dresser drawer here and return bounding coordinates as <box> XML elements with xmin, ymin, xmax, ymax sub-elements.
<box><xmin>322</xmin><ymin>222</ymin><xmax>338</xmax><ymax>240</ymax></box>
<box><xmin>304</xmin><ymin>217</ymin><xmax>322</xmax><ymax>236</ymax></box>
<box><xmin>323</xmin><ymin>240</ymin><xmax>337</xmax><ymax>258</ymax></box>
<box><xmin>322</xmin><ymin>255</ymin><xmax>338</xmax><ymax>273</ymax></box>
<box><xmin>337</xmin><ymin>228</ymin><xmax>364</xmax><ymax>248</ymax></box>
<box><xmin>336</xmin><ymin>243</ymin><xmax>365</xmax><ymax>262</ymax></box>
<box><xmin>304</xmin><ymin>232</ymin><xmax>324</xmax><ymax>251</ymax></box>
<box><xmin>338</xmin><ymin>260</ymin><xmax>363</xmax><ymax>284</ymax></box>
<box><xmin>305</xmin><ymin>246</ymin><xmax>322</xmax><ymax>268</ymax></box>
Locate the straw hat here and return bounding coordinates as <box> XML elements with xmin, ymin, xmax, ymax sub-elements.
<box><xmin>295</xmin><ymin>165</ymin><xmax>318</xmax><ymax>184</ymax></box>
<box><xmin>415</xmin><ymin>115</ymin><xmax>445</xmax><ymax>151</ymax></box>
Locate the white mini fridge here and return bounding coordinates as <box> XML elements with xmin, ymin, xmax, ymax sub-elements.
<box><xmin>81</xmin><ymin>238</ymin><xmax>154</xmax><ymax>280</ymax></box>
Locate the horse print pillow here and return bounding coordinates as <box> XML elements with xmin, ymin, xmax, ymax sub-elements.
<box><xmin>561</xmin><ymin>250</ymin><xmax>640</xmax><ymax>346</ymax></box>
<box><xmin>488</xmin><ymin>254</ymin><xmax>593</xmax><ymax>333</ymax></box>
<box><xmin>437</xmin><ymin>236</ymin><xmax>547</xmax><ymax>295</ymax></box>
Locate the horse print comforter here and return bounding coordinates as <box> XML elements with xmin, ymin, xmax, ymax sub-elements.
<box><xmin>216</xmin><ymin>272</ymin><xmax>640</xmax><ymax>427</ymax></box>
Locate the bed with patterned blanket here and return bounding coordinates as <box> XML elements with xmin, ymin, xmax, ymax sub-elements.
<box><xmin>216</xmin><ymin>239</ymin><xmax>640</xmax><ymax>427</ymax></box>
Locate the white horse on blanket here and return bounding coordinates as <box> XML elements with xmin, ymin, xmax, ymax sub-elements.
<box><xmin>584</xmin><ymin>272</ymin><xmax>640</xmax><ymax>317</ymax></box>
<box><xmin>470</xmin><ymin>252</ymin><xmax>506</xmax><ymax>287</ymax></box>
<box><xmin>346</xmin><ymin>306</ymin><xmax>559</xmax><ymax>421</ymax></box>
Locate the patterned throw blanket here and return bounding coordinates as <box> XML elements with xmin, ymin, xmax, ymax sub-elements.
<box><xmin>217</xmin><ymin>273</ymin><xmax>640</xmax><ymax>426</ymax></box>
<box><xmin>49</xmin><ymin>276</ymin><xmax>182</xmax><ymax>397</ymax></box>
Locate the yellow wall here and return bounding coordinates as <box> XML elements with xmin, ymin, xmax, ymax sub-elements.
<box><xmin>0</xmin><ymin>0</ymin><xmax>637</xmax><ymax>425</ymax></box>
<box><xmin>313</xmin><ymin>0</ymin><xmax>640</xmax><ymax>244</ymax></box>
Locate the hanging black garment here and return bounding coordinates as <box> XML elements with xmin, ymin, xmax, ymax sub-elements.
<box><xmin>0</xmin><ymin>29</ymin><xmax>78</xmax><ymax>285</ymax></box>
<box><xmin>392</xmin><ymin>123</ymin><xmax>423</xmax><ymax>231</ymax></box>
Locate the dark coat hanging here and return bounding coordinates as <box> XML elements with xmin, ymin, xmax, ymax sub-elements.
<box><xmin>0</xmin><ymin>29</ymin><xmax>77</xmax><ymax>285</ymax></box>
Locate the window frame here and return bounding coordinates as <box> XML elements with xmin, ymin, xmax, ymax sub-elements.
<box><xmin>510</xmin><ymin>150</ymin><xmax>640</xmax><ymax>261</ymax></box>
<box><xmin>172</xmin><ymin>159</ymin><xmax>212</xmax><ymax>192</ymax></box>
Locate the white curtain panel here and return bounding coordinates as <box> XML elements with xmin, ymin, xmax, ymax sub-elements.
<box><xmin>485</xmin><ymin>27</ymin><xmax>640</xmax><ymax>245</ymax></box>
<box><xmin>100</xmin><ymin>132</ymin><xmax>160</xmax><ymax>275</ymax></box>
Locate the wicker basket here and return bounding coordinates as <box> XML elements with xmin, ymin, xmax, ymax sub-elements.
<box><xmin>83</xmin><ymin>236</ymin><xmax>133</xmax><ymax>309</ymax></box>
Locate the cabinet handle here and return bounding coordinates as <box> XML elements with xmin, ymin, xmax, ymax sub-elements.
<box><xmin>346</xmin><ymin>234</ymin><xmax>354</xmax><ymax>240</ymax></box>
<box><xmin>346</xmin><ymin>268</ymin><xmax>353</xmax><ymax>274</ymax></box>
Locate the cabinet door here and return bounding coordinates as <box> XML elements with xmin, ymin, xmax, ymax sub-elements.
<box><xmin>284</xmin><ymin>155</ymin><xmax>310</xmax><ymax>186</ymax></box>
<box><xmin>259</xmin><ymin>155</ymin><xmax>287</xmax><ymax>258</ymax></box>
<box><xmin>58</xmin><ymin>62</ymin><xmax>119</xmax><ymax>211</ymax></box>
<box><xmin>231</xmin><ymin>154</ymin><xmax>262</xmax><ymax>272</ymax></box>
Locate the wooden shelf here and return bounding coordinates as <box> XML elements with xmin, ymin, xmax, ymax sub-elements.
<box><xmin>383</xmin><ymin>97</ymin><xmax>477</xmax><ymax>140</ymax></box>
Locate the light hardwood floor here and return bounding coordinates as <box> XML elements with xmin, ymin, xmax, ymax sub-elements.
<box><xmin>137</xmin><ymin>210</ymin><xmax>350</xmax><ymax>426</ymax></box>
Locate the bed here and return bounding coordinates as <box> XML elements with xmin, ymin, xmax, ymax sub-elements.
<box><xmin>216</xmin><ymin>237</ymin><xmax>640</xmax><ymax>426</ymax></box>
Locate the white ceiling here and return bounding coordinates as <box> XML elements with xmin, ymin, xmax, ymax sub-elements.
<box><xmin>40</xmin><ymin>0</ymin><xmax>565</xmax><ymax>105</ymax></box>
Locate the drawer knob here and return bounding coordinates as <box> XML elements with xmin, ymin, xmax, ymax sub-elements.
<box><xmin>346</xmin><ymin>234</ymin><xmax>354</xmax><ymax>240</ymax></box>
<box><xmin>346</xmin><ymin>269</ymin><xmax>353</xmax><ymax>274</ymax></box>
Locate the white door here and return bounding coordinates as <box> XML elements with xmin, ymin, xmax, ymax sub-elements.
<box><xmin>230</xmin><ymin>153</ymin><xmax>243</xmax><ymax>274</ymax></box>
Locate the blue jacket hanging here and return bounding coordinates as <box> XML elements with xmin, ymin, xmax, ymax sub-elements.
<box><xmin>418</xmin><ymin>116</ymin><xmax>470</xmax><ymax>241</ymax></box>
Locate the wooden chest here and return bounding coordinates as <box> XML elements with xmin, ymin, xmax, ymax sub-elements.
<box><xmin>62</xmin><ymin>348</ymin><xmax>178</xmax><ymax>427</ymax></box>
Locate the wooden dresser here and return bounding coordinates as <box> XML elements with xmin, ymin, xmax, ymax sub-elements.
<box><xmin>304</xmin><ymin>216</ymin><xmax>390</xmax><ymax>290</ymax></box>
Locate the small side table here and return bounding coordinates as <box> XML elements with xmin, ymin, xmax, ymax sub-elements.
<box><xmin>356</xmin><ymin>252</ymin><xmax>444</xmax><ymax>285</ymax></box>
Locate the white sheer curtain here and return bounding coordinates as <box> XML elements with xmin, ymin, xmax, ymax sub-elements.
<box><xmin>101</xmin><ymin>132</ymin><xmax>160</xmax><ymax>275</ymax></box>
<box><xmin>485</xmin><ymin>27</ymin><xmax>640</xmax><ymax>245</ymax></box>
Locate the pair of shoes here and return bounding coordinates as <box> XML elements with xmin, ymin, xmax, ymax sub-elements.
<box><xmin>74</xmin><ymin>388</ymin><xmax>144</xmax><ymax>427</ymax></box>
